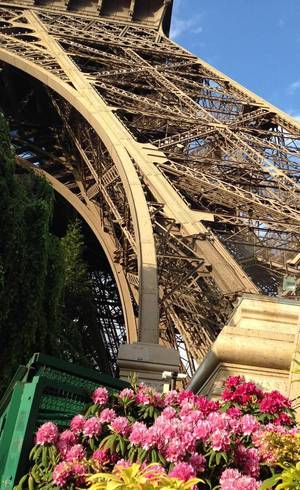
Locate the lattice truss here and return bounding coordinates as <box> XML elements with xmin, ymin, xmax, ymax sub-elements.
<box><xmin>0</xmin><ymin>3</ymin><xmax>299</xmax><ymax>374</ymax></box>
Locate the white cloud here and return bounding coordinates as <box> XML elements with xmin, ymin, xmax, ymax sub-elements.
<box><xmin>170</xmin><ymin>17</ymin><xmax>203</xmax><ymax>39</ymax></box>
<box><xmin>170</xmin><ymin>0</ymin><xmax>203</xmax><ymax>40</ymax></box>
<box><xmin>288</xmin><ymin>80</ymin><xmax>300</xmax><ymax>94</ymax></box>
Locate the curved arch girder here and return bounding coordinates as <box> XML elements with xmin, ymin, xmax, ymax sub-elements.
<box><xmin>16</xmin><ymin>156</ymin><xmax>137</xmax><ymax>345</ymax></box>
<box><xmin>0</xmin><ymin>9</ymin><xmax>159</xmax><ymax>345</ymax></box>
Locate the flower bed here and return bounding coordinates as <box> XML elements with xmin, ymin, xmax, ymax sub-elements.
<box><xmin>16</xmin><ymin>376</ymin><xmax>299</xmax><ymax>489</ymax></box>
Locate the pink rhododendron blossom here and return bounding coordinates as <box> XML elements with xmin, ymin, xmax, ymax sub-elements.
<box><xmin>57</xmin><ymin>430</ymin><xmax>77</xmax><ymax>456</ymax></box>
<box><xmin>177</xmin><ymin>391</ymin><xmax>197</xmax><ymax>406</ymax></box>
<box><xmin>119</xmin><ymin>388</ymin><xmax>135</xmax><ymax>400</ymax></box>
<box><xmin>220</xmin><ymin>468</ymin><xmax>260</xmax><ymax>490</ymax></box>
<box><xmin>65</xmin><ymin>444</ymin><xmax>86</xmax><ymax>462</ymax></box>
<box><xmin>161</xmin><ymin>407</ymin><xmax>177</xmax><ymax>419</ymax></box>
<box><xmin>115</xmin><ymin>459</ymin><xmax>131</xmax><ymax>469</ymax></box>
<box><xmin>211</xmin><ymin>429</ymin><xmax>231</xmax><ymax>452</ymax></box>
<box><xmin>226</xmin><ymin>407</ymin><xmax>242</xmax><ymax>418</ymax></box>
<box><xmin>93</xmin><ymin>449</ymin><xmax>109</xmax><ymax>465</ymax></box>
<box><xmin>92</xmin><ymin>387</ymin><xmax>109</xmax><ymax>405</ymax></box>
<box><xmin>143</xmin><ymin>464</ymin><xmax>165</xmax><ymax>479</ymax></box>
<box><xmin>136</xmin><ymin>385</ymin><xmax>164</xmax><ymax>407</ymax></box>
<box><xmin>222</xmin><ymin>376</ymin><xmax>263</xmax><ymax>405</ymax></box>
<box><xmin>35</xmin><ymin>422</ymin><xmax>59</xmax><ymax>446</ymax></box>
<box><xmin>99</xmin><ymin>408</ymin><xmax>116</xmax><ymax>424</ymax></box>
<box><xmin>83</xmin><ymin>417</ymin><xmax>102</xmax><ymax>438</ymax></box>
<box><xmin>169</xmin><ymin>462</ymin><xmax>195</xmax><ymax>481</ymax></box>
<box><xmin>194</xmin><ymin>420</ymin><xmax>211</xmax><ymax>441</ymax></box>
<box><xmin>194</xmin><ymin>396</ymin><xmax>219</xmax><ymax>416</ymax></box>
<box><xmin>129</xmin><ymin>421</ymin><xmax>148</xmax><ymax>445</ymax></box>
<box><xmin>259</xmin><ymin>391</ymin><xmax>291</xmax><ymax>414</ymax></box>
<box><xmin>240</xmin><ymin>414</ymin><xmax>260</xmax><ymax>435</ymax></box>
<box><xmin>207</xmin><ymin>412</ymin><xmax>231</xmax><ymax>430</ymax></box>
<box><xmin>110</xmin><ymin>416</ymin><xmax>131</xmax><ymax>436</ymax></box>
<box><xmin>235</xmin><ymin>445</ymin><xmax>260</xmax><ymax>478</ymax></box>
<box><xmin>188</xmin><ymin>453</ymin><xmax>206</xmax><ymax>473</ymax></box>
<box><xmin>53</xmin><ymin>462</ymin><xmax>73</xmax><ymax>487</ymax></box>
<box><xmin>72</xmin><ymin>462</ymin><xmax>87</xmax><ymax>485</ymax></box>
<box><xmin>165</xmin><ymin>438</ymin><xmax>187</xmax><ymax>463</ymax></box>
<box><xmin>70</xmin><ymin>414</ymin><xmax>86</xmax><ymax>434</ymax></box>
<box><xmin>164</xmin><ymin>390</ymin><xmax>179</xmax><ymax>406</ymax></box>
<box><xmin>274</xmin><ymin>412</ymin><xmax>293</xmax><ymax>426</ymax></box>
<box><xmin>59</xmin><ymin>430</ymin><xmax>77</xmax><ymax>446</ymax></box>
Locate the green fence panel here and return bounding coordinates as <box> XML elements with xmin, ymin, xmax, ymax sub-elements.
<box><xmin>0</xmin><ymin>353</ymin><xmax>129</xmax><ymax>489</ymax></box>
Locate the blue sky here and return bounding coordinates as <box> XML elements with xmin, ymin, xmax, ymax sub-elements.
<box><xmin>170</xmin><ymin>0</ymin><xmax>300</xmax><ymax>120</ymax></box>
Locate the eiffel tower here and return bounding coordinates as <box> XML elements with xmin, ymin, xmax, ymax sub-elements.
<box><xmin>0</xmin><ymin>0</ymin><xmax>299</xmax><ymax>375</ymax></box>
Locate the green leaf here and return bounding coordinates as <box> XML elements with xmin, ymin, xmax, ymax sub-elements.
<box><xmin>259</xmin><ymin>475</ymin><xmax>281</xmax><ymax>490</ymax></box>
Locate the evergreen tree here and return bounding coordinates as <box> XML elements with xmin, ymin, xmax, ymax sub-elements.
<box><xmin>0</xmin><ymin>113</ymin><xmax>111</xmax><ymax>394</ymax></box>
<box><xmin>60</xmin><ymin>221</ymin><xmax>111</xmax><ymax>373</ymax></box>
<box><xmin>0</xmin><ymin>113</ymin><xmax>65</xmax><ymax>393</ymax></box>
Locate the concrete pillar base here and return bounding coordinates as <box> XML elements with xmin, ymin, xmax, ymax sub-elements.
<box><xmin>117</xmin><ymin>342</ymin><xmax>180</xmax><ymax>391</ymax></box>
<box><xmin>188</xmin><ymin>295</ymin><xmax>300</xmax><ymax>405</ymax></box>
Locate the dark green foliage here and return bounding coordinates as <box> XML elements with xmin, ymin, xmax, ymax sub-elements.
<box><xmin>0</xmin><ymin>112</ymin><xmax>65</xmax><ymax>392</ymax></box>
<box><xmin>0</xmin><ymin>113</ymin><xmax>112</xmax><ymax>394</ymax></box>
<box><xmin>60</xmin><ymin>221</ymin><xmax>111</xmax><ymax>373</ymax></box>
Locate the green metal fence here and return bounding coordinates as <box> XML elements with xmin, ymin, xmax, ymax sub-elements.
<box><xmin>0</xmin><ymin>353</ymin><xmax>129</xmax><ymax>489</ymax></box>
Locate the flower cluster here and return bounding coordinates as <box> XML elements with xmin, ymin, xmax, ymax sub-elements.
<box><xmin>20</xmin><ymin>375</ymin><xmax>297</xmax><ymax>489</ymax></box>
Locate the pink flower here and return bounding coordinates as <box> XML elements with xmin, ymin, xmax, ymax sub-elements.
<box><xmin>211</xmin><ymin>429</ymin><xmax>231</xmax><ymax>452</ymax></box>
<box><xmin>165</xmin><ymin>438</ymin><xmax>187</xmax><ymax>463</ymax></box>
<box><xmin>169</xmin><ymin>463</ymin><xmax>196</xmax><ymax>481</ymax></box>
<box><xmin>240</xmin><ymin>415</ymin><xmax>260</xmax><ymax>435</ymax></box>
<box><xmin>129</xmin><ymin>422</ymin><xmax>148</xmax><ymax>445</ymax></box>
<box><xmin>164</xmin><ymin>390</ymin><xmax>179</xmax><ymax>406</ymax></box>
<box><xmin>274</xmin><ymin>412</ymin><xmax>293</xmax><ymax>426</ymax></box>
<box><xmin>222</xmin><ymin>376</ymin><xmax>263</xmax><ymax>405</ymax></box>
<box><xmin>110</xmin><ymin>416</ymin><xmax>131</xmax><ymax>436</ymax></box>
<box><xmin>194</xmin><ymin>396</ymin><xmax>219</xmax><ymax>416</ymax></box>
<box><xmin>226</xmin><ymin>407</ymin><xmax>242</xmax><ymax>418</ymax></box>
<box><xmin>259</xmin><ymin>391</ymin><xmax>291</xmax><ymax>414</ymax></box>
<box><xmin>70</xmin><ymin>414</ymin><xmax>86</xmax><ymax>434</ymax></box>
<box><xmin>119</xmin><ymin>388</ymin><xmax>135</xmax><ymax>401</ymax></box>
<box><xmin>143</xmin><ymin>464</ymin><xmax>165</xmax><ymax>479</ymax></box>
<box><xmin>53</xmin><ymin>462</ymin><xmax>73</xmax><ymax>487</ymax></box>
<box><xmin>59</xmin><ymin>430</ymin><xmax>77</xmax><ymax>446</ymax></box>
<box><xmin>194</xmin><ymin>420</ymin><xmax>211</xmax><ymax>441</ymax></box>
<box><xmin>83</xmin><ymin>417</ymin><xmax>102</xmax><ymax>438</ymax></box>
<box><xmin>99</xmin><ymin>408</ymin><xmax>117</xmax><ymax>424</ymax></box>
<box><xmin>35</xmin><ymin>422</ymin><xmax>59</xmax><ymax>446</ymax></box>
<box><xmin>136</xmin><ymin>385</ymin><xmax>163</xmax><ymax>407</ymax></box>
<box><xmin>93</xmin><ymin>449</ymin><xmax>109</xmax><ymax>465</ymax></box>
<box><xmin>72</xmin><ymin>462</ymin><xmax>87</xmax><ymax>485</ymax></box>
<box><xmin>188</xmin><ymin>453</ymin><xmax>206</xmax><ymax>473</ymax></box>
<box><xmin>65</xmin><ymin>444</ymin><xmax>86</xmax><ymax>462</ymax></box>
<box><xmin>220</xmin><ymin>468</ymin><xmax>260</xmax><ymax>490</ymax></box>
<box><xmin>235</xmin><ymin>445</ymin><xmax>260</xmax><ymax>478</ymax></box>
<box><xmin>177</xmin><ymin>391</ymin><xmax>196</xmax><ymax>406</ymax></box>
<box><xmin>115</xmin><ymin>459</ymin><xmax>131</xmax><ymax>469</ymax></box>
<box><xmin>92</xmin><ymin>387</ymin><xmax>109</xmax><ymax>405</ymax></box>
<box><xmin>57</xmin><ymin>430</ymin><xmax>78</xmax><ymax>456</ymax></box>
<box><xmin>161</xmin><ymin>407</ymin><xmax>177</xmax><ymax>419</ymax></box>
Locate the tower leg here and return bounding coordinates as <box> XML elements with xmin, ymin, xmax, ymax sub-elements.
<box><xmin>118</xmin><ymin>342</ymin><xmax>180</xmax><ymax>391</ymax></box>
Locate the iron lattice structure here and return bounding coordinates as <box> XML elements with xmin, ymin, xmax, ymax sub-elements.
<box><xmin>0</xmin><ymin>0</ymin><xmax>299</xmax><ymax>374</ymax></box>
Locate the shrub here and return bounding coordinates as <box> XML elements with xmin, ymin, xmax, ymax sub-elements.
<box><xmin>15</xmin><ymin>377</ymin><xmax>298</xmax><ymax>489</ymax></box>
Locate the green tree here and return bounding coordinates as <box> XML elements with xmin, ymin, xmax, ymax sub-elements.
<box><xmin>60</xmin><ymin>221</ymin><xmax>111</xmax><ymax>373</ymax></box>
<box><xmin>0</xmin><ymin>113</ymin><xmax>111</xmax><ymax>395</ymax></box>
<box><xmin>0</xmin><ymin>113</ymin><xmax>65</xmax><ymax>393</ymax></box>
